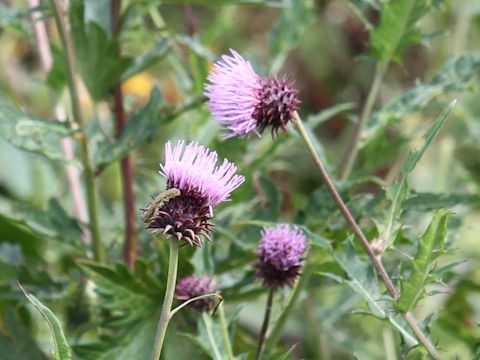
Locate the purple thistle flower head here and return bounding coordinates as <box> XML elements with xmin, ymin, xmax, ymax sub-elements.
<box><xmin>255</xmin><ymin>224</ymin><xmax>307</xmax><ymax>289</ymax></box>
<box><xmin>143</xmin><ymin>140</ymin><xmax>244</xmax><ymax>246</ymax></box>
<box><xmin>175</xmin><ymin>274</ymin><xmax>218</xmax><ymax>312</ymax></box>
<box><xmin>205</xmin><ymin>49</ymin><xmax>300</xmax><ymax>138</ymax></box>
<box><xmin>160</xmin><ymin>140</ymin><xmax>244</xmax><ymax>207</ymax></box>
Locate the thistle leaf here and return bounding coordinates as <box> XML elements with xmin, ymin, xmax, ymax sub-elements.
<box><xmin>370</xmin><ymin>0</ymin><xmax>431</xmax><ymax>64</ymax></box>
<box><xmin>398</xmin><ymin>209</ymin><xmax>451</xmax><ymax>312</ymax></box>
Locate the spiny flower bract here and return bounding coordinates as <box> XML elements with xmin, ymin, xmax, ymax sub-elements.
<box><xmin>255</xmin><ymin>224</ymin><xmax>307</xmax><ymax>289</ymax></box>
<box><xmin>175</xmin><ymin>274</ymin><xmax>218</xmax><ymax>312</ymax></box>
<box><xmin>205</xmin><ymin>49</ymin><xmax>300</xmax><ymax>138</ymax></box>
<box><xmin>143</xmin><ymin>140</ymin><xmax>244</xmax><ymax>246</ymax></box>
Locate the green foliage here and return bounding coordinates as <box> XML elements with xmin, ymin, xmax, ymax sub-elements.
<box><xmin>1</xmin><ymin>1</ymin><xmax>480</xmax><ymax>359</ymax></box>
<box><xmin>0</xmin><ymin>100</ymin><xmax>76</xmax><ymax>163</ymax></box>
<box><xmin>270</xmin><ymin>0</ymin><xmax>313</xmax><ymax>72</ymax></box>
<box><xmin>68</xmin><ymin>0</ymin><xmax>132</xmax><ymax>101</ymax></box>
<box><xmin>75</xmin><ymin>261</ymin><xmax>163</xmax><ymax>360</ymax></box>
<box><xmin>370</xmin><ymin>0</ymin><xmax>431</xmax><ymax>64</ymax></box>
<box><xmin>365</xmin><ymin>52</ymin><xmax>480</xmax><ymax>140</ymax></box>
<box><xmin>93</xmin><ymin>87</ymin><xmax>166</xmax><ymax>168</ymax></box>
<box><xmin>19</xmin><ymin>284</ymin><xmax>72</xmax><ymax>360</ymax></box>
<box><xmin>0</xmin><ymin>310</ymin><xmax>47</xmax><ymax>360</ymax></box>
<box><xmin>122</xmin><ymin>38</ymin><xmax>171</xmax><ymax>81</ymax></box>
<box><xmin>379</xmin><ymin>102</ymin><xmax>454</xmax><ymax>247</ymax></box>
<box><xmin>326</xmin><ymin>239</ymin><xmax>418</xmax><ymax>346</ymax></box>
<box><xmin>0</xmin><ymin>4</ymin><xmax>28</xmax><ymax>36</ymax></box>
<box><xmin>398</xmin><ymin>209</ymin><xmax>451</xmax><ymax>312</ymax></box>
<box><xmin>0</xmin><ymin>198</ymin><xmax>83</xmax><ymax>249</ymax></box>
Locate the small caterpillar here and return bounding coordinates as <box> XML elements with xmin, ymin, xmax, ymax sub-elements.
<box><xmin>141</xmin><ymin>188</ymin><xmax>181</xmax><ymax>222</ymax></box>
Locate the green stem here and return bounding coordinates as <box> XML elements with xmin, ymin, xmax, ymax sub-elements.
<box><xmin>50</xmin><ymin>0</ymin><xmax>104</xmax><ymax>261</ymax></box>
<box><xmin>218</xmin><ymin>303</ymin><xmax>235</xmax><ymax>360</ymax></box>
<box><xmin>254</xmin><ymin>288</ymin><xmax>275</xmax><ymax>360</ymax></box>
<box><xmin>338</xmin><ymin>63</ymin><xmax>386</xmax><ymax>180</ymax></box>
<box><xmin>293</xmin><ymin>112</ymin><xmax>442</xmax><ymax>360</ymax></box>
<box><xmin>151</xmin><ymin>240</ymin><xmax>179</xmax><ymax>360</ymax></box>
<box><xmin>169</xmin><ymin>292</ymin><xmax>221</xmax><ymax>319</ymax></box>
<box><xmin>265</xmin><ymin>255</ymin><xmax>312</xmax><ymax>350</ymax></box>
<box><xmin>203</xmin><ymin>312</ymin><xmax>223</xmax><ymax>360</ymax></box>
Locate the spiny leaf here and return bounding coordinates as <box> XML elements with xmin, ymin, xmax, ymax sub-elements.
<box><xmin>0</xmin><ymin>100</ymin><xmax>76</xmax><ymax>163</ymax></box>
<box><xmin>19</xmin><ymin>284</ymin><xmax>72</xmax><ymax>360</ymax></box>
<box><xmin>380</xmin><ymin>102</ymin><xmax>455</xmax><ymax>247</ymax></box>
<box><xmin>405</xmin><ymin>192</ymin><xmax>480</xmax><ymax>211</ymax></box>
<box><xmin>327</xmin><ymin>239</ymin><xmax>419</xmax><ymax>345</ymax></box>
<box><xmin>398</xmin><ymin>209</ymin><xmax>452</xmax><ymax>312</ymax></box>
<box><xmin>400</xmin><ymin>101</ymin><xmax>456</xmax><ymax>176</ymax></box>
<box><xmin>332</xmin><ymin>239</ymin><xmax>386</xmax><ymax>318</ymax></box>
<box><xmin>370</xmin><ymin>0</ymin><xmax>431</xmax><ymax>64</ymax></box>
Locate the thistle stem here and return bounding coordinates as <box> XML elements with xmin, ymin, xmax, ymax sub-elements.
<box><xmin>254</xmin><ymin>288</ymin><xmax>275</xmax><ymax>360</ymax></box>
<box><xmin>293</xmin><ymin>112</ymin><xmax>397</xmax><ymax>298</ymax></box>
<box><xmin>50</xmin><ymin>0</ymin><xmax>104</xmax><ymax>261</ymax></box>
<box><xmin>151</xmin><ymin>240</ymin><xmax>179</xmax><ymax>360</ymax></box>
<box><xmin>111</xmin><ymin>0</ymin><xmax>137</xmax><ymax>269</ymax></box>
<box><xmin>218</xmin><ymin>303</ymin><xmax>235</xmax><ymax>360</ymax></box>
<box><xmin>338</xmin><ymin>63</ymin><xmax>386</xmax><ymax>180</ymax></box>
<box><xmin>292</xmin><ymin>112</ymin><xmax>442</xmax><ymax>360</ymax></box>
<box><xmin>265</xmin><ymin>254</ymin><xmax>312</xmax><ymax>350</ymax></box>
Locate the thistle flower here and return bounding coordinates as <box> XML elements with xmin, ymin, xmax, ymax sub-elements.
<box><xmin>205</xmin><ymin>49</ymin><xmax>300</xmax><ymax>138</ymax></box>
<box><xmin>175</xmin><ymin>275</ymin><xmax>218</xmax><ymax>312</ymax></box>
<box><xmin>143</xmin><ymin>140</ymin><xmax>244</xmax><ymax>246</ymax></box>
<box><xmin>255</xmin><ymin>224</ymin><xmax>307</xmax><ymax>289</ymax></box>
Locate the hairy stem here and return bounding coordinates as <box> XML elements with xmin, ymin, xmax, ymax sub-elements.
<box><xmin>218</xmin><ymin>303</ymin><xmax>235</xmax><ymax>360</ymax></box>
<box><xmin>151</xmin><ymin>240</ymin><xmax>179</xmax><ymax>360</ymax></box>
<box><xmin>254</xmin><ymin>288</ymin><xmax>275</xmax><ymax>360</ymax></box>
<box><xmin>294</xmin><ymin>112</ymin><xmax>397</xmax><ymax>298</ymax></box>
<box><xmin>265</xmin><ymin>254</ymin><xmax>312</xmax><ymax>350</ymax></box>
<box><xmin>50</xmin><ymin>0</ymin><xmax>104</xmax><ymax>261</ymax></box>
<box><xmin>338</xmin><ymin>63</ymin><xmax>386</xmax><ymax>180</ymax></box>
<box><xmin>405</xmin><ymin>311</ymin><xmax>441</xmax><ymax>360</ymax></box>
<box><xmin>111</xmin><ymin>0</ymin><xmax>137</xmax><ymax>269</ymax></box>
<box><xmin>293</xmin><ymin>112</ymin><xmax>442</xmax><ymax>360</ymax></box>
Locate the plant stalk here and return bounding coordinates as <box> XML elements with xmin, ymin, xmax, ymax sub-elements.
<box><xmin>293</xmin><ymin>112</ymin><xmax>442</xmax><ymax>360</ymax></box>
<box><xmin>50</xmin><ymin>0</ymin><xmax>104</xmax><ymax>261</ymax></box>
<box><xmin>254</xmin><ymin>288</ymin><xmax>275</xmax><ymax>360</ymax></box>
<box><xmin>151</xmin><ymin>240</ymin><xmax>179</xmax><ymax>360</ymax></box>
<box><xmin>203</xmin><ymin>313</ymin><xmax>223</xmax><ymax>360</ymax></box>
<box><xmin>218</xmin><ymin>303</ymin><xmax>235</xmax><ymax>360</ymax></box>
<box><xmin>294</xmin><ymin>112</ymin><xmax>397</xmax><ymax>298</ymax></box>
<box><xmin>111</xmin><ymin>0</ymin><xmax>137</xmax><ymax>269</ymax></box>
<box><xmin>405</xmin><ymin>311</ymin><xmax>441</xmax><ymax>360</ymax></box>
<box><xmin>265</xmin><ymin>254</ymin><xmax>312</xmax><ymax>350</ymax></box>
<box><xmin>338</xmin><ymin>63</ymin><xmax>386</xmax><ymax>180</ymax></box>
<box><xmin>29</xmin><ymin>0</ymin><xmax>88</xmax><ymax>227</ymax></box>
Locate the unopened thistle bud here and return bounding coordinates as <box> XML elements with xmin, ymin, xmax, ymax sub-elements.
<box><xmin>143</xmin><ymin>140</ymin><xmax>244</xmax><ymax>246</ymax></box>
<box><xmin>255</xmin><ymin>224</ymin><xmax>307</xmax><ymax>289</ymax></box>
<box><xmin>205</xmin><ymin>50</ymin><xmax>300</xmax><ymax>138</ymax></box>
<box><xmin>175</xmin><ymin>275</ymin><xmax>218</xmax><ymax>312</ymax></box>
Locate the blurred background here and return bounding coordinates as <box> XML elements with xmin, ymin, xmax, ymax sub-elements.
<box><xmin>1</xmin><ymin>0</ymin><xmax>480</xmax><ymax>359</ymax></box>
